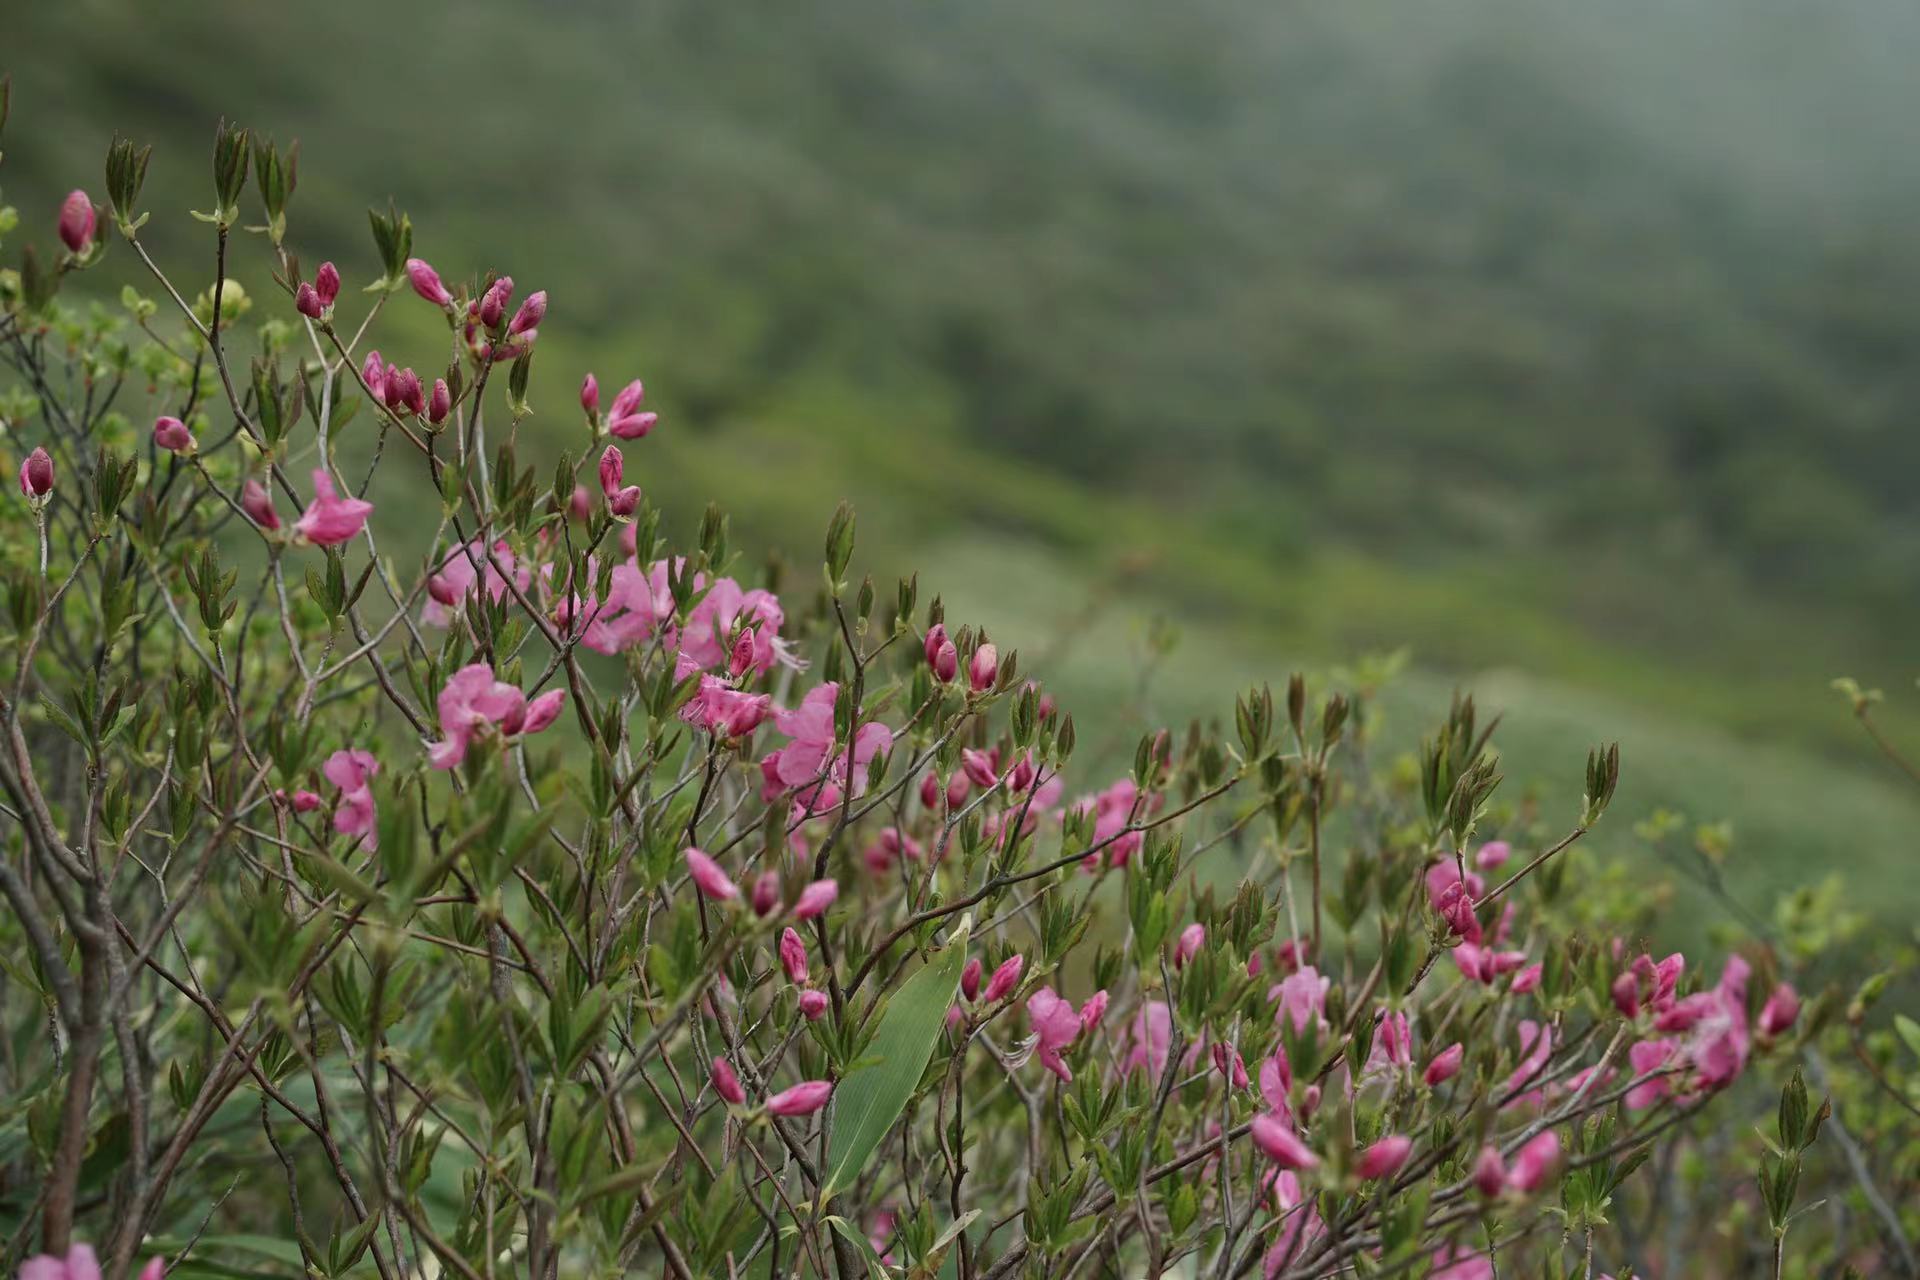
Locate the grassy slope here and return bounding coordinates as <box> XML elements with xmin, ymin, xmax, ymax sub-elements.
<box><xmin>5</xmin><ymin>0</ymin><xmax>1920</xmax><ymax>926</ymax></box>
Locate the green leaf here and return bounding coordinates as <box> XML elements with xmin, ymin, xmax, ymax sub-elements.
<box><xmin>1895</xmin><ymin>1014</ymin><xmax>1920</xmax><ymax>1062</ymax></box>
<box><xmin>823</xmin><ymin>914</ymin><xmax>971</xmax><ymax>1201</ymax></box>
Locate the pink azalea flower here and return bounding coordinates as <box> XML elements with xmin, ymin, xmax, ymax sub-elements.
<box><xmin>1506</xmin><ymin>1130</ymin><xmax>1561</xmax><ymax>1192</ymax></box>
<box><xmin>1625</xmin><ymin>1038</ymin><xmax>1679</xmax><ymax>1110</ymax></box>
<box><xmin>1759</xmin><ymin>982</ymin><xmax>1800</xmax><ymax>1039</ymax></box>
<box><xmin>1026</xmin><ymin>986</ymin><xmax>1080</xmax><ymax>1081</ymax></box>
<box><xmin>1271</xmin><ymin>965</ymin><xmax>1330</xmax><ymax>1035</ymax></box>
<box><xmin>293</xmin><ymin>469</ymin><xmax>373</xmax><ymax>546</ymax></box>
<box><xmin>425</xmin><ymin>540</ymin><xmax>530</xmax><ymax>625</ymax></box>
<box><xmin>1074</xmin><ymin>778</ymin><xmax>1152</xmax><ymax>869</ymax></box>
<box><xmin>606</xmin><ymin>378</ymin><xmax>657</xmax><ymax>438</ymax></box>
<box><xmin>323</xmin><ymin>749</ymin><xmax>379</xmax><ymax>850</ymax></box>
<box><xmin>427</xmin><ymin>663</ymin><xmax>563</xmax><ymax>769</ymax></box>
<box><xmin>1429</xmin><ymin>1246</ymin><xmax>1495</xmax><ymax>1280</ymax></box>
<box><xmin>1123</xmin><ymin>1000</ymin><xmax>1173</xmax><ymax>1077</ymax></box>
<box><xmin>21</xmin><ymin>1246</ymin><xmax>164</xmax><ymax>1280</ymax></box>
<box><xmin>1502</xmin><ymin>1020</ymin><xmax>1553</xmax><ymax>1108</ymax></box>
<box><xmin>1174</xmin><ymin>922</ymin><xmax>1206</xmax><ymax>968</ymax></box>
<box><xmin>1078</xmin><ymin>988</ymin><xmax>1109</xmax><ymax>1032</ymax></box>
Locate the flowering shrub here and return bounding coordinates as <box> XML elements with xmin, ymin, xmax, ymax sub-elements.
<box><xmin>0</xmin><ymin>99</ymin><xmax>1890</xmax><ymax>1280</ymax></box>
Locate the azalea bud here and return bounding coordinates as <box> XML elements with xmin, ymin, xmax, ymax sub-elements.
<box><xmin>608</xmin><ymin>485</ymin><xmax>641</xmax><ymax>519</ymax></box>
<box><xmin>569</xmin><ymin>485</ymin><xmax>592</xmax><ymax>521</ymax></box>
<box><xmin>289</xmin><ymin>789</ymin><xmax>322</xmax><ymax>813</ymax></box>
<box><xmin>1759</xmin><ymin>983</ymin><xmax>1800</xmax><ymax>1038</ymax></box>
<box><xmin>1358</xmin><ymin>1135</ymin><xmax>1413</xmax><ymax>1181</ymax></box>
<box><xmin>479</xmin><ymin>275</ymin><xmax>513</xmax><ymax>328</ymax></box>
<box><xmin>983</xmin><ymin>954</ymin><xmax>1024</xmax><ymax>1002</ymax></box>
<box><xmin>766</xmin><ymin>1080</ymin><xmax>833</xmax><ymax>1117</ymax></box>
<box><xmin>1422</xmin><ymin>1042</ymin><xmax>1464</xmax><ymax>1086</ymax></box>
<box><xmin>1611</xmin><ymin>972</ymin><xmax>1641</xmax><ymax>1020</ymax></box>
<box><xmin>241</xmin><ymin>477</ymin><xmax>280</xmax><ymax>530</ymax></box>
<box><xmin>684</xmin><ymin>847</ymin><xmax>738</xmax><ymax>900</ymax></box>
<box><xmin>361</xmin><ymin>351</ymin><xmax>388</xmax><ymax>403</ymax></box>
<box><xmin>792</xmin><ymin>879</ymin><xmax>839</xmax><ymax>920</ymax></box>
<box><xmin>932</xmin><ymin>639</ymin><xmax>959</xmax><ymax>683</ymax></box>
<box><xmin>961</xmin><ymin>747</ymin><xmax>998</xmax><ymax>789</ymax></box>
<box><xmin>960</xmin><ymin>957</ymin><xmax>982</xmax><ymax>1002</ymax></box>
<box><xmin>1511</xmin><ymin>963</ymin><xmax>1542</xmax><ymax>995</ymax></box>
<box><xmin>1250</xmin><ymin>1113</ymin><xmax>1317</xmax><ymax>1169</ymax></box>
<box><xmin>1078</xmin><ymin>989</ymin><xmax>1108</xmax><ymax>1031</ymax></box>
<box><xmin>152</xmin><ymin>415</ymin><xmax>195</xmax><ymax>453</ymax></box>
<box><xmin>58</xmin><ymin>190</ymin><xmax>96</xmax><ymax>254</ymax></box>
<box><xmin>946</xmin><ymin>773</ymin><xmax>971</xmax><ymax>810</ymax></box>
<box><xmin>386</xmin><ymin>366</ymin><xmax>425</xmax><ymax>417</ymax></box>
<box><xmin>798</xmin><ymin>989</ymin><xmax>829</xmax><ymax>1020</ymax></box>
<box><xmin>1211</xmin><ymin>1042</ymin><xmax>1249</xmax><ymax>1089</ymax></box>
<box><xmin>18</xmin><ymin>447</ymin><xmax>53</xmax><ymax>502</ymax></box>
<box><xmin>294</xmin><ymin>282</ymin><xmax>325</xmax><ymax>319</ymax></box>
<box><xmin>581</xmin><ymin>372</ymin><xmax>600</xmax><ymax>415</ymax></box>
<box><xmin>751</xmin><ymin>871</ymin><xmax>781</xmax><ymax>917</ymax></box>
<box><xmin>598</xmin><ymin>445</ymin><xmax>624</xmax><ymax>496</ymax></box>
<box><xmin>1472</xmin><ymin>1144</ymin><xmax>1506</xmax><ymax>1197</ymax></box>
<box><xmin>1475</xmin><ymin>840</ymin><xmax>1511</xmax><ymax>870</ymax></box>
<box><xmin>710</xmin><ymin>1056</ymin><xmax>746</xmax><ymax>1105</ymax></box>
<box><xmin>729</xmin><ymin>628</ymin><xmax>756</xmax><ymax>678</ymax></box>
<box><xmin>508</xmin><ymin>289</ymin><xmax>547</xmax><ymax>337</ymax></box>
<box><xmin>608</xmin><ymin>411</ymin><xmax>658</xmax><ymax>440</ymax></box>
<box><xmin>1506</xmin><ymin>1131</ymin><xmax>1560</xmax><ymax>1193</ymax></box>
<box><xmin>406</xmin><ymin>257</ymin><xmax>453</xmax><ymax>308</ymax></box>
<box><xmin>779</xmin><ymin>927</ymin><xmax>809</xmax><ymax>985</ymax></box>
<box><xmin>427</xmin><ymin>572</ymin><xmax>459</xmax><ymax>608</ymax></box>
<box><xmin>427</xmin><ymin>378</ymin><xmax>451</xmax><ymax>425</ymax></box>
<box><xmin>920</xmin><ymin>772</ymin><xmax>941</xmax><ymax>810</ymax></box>
<box><xmin>314</xmin><ymin>261</ymin><xmax>341</xmax><ymax>307</ymax></box>
<box><xmin>1174</xmin><ymin>922</ymin><xmax>1205</xmax><ymax>968</ymax></box>
<box><xmin>969</xmin><ymin>641</ymin><xmax>999</xmax><ymax>692</ymax></box>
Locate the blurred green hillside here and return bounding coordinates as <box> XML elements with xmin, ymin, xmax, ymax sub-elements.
<box><xmin>6</xmin><ymin>0</ymin><xmax>1920</xmax><ymax>928</ymax></box>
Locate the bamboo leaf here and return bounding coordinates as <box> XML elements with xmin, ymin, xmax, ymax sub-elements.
<box><xmin>823</xmin><ymin>914</ymin><xmax>971</xmax><ymax>1200</ymax></box>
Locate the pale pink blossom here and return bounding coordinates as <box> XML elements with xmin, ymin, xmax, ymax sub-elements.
<box><xmin>1026</xmin><ymin>987</ymin><xmax>1080</xmax><ymax>1081</ymax></box>
<box><xmin>293</xmin><ymin>469</ymin><xmax>373</xmax><ymax>545</ymax></box>
<box><xmin>1506</xmin><ymin>1130</ymin><xmax>1560</xmax><ymax>1192</ymax></box>
<box><xmin>323</xmin><ymin>749</ymin><xmax>378</xmax><ymax>850</ymax></box>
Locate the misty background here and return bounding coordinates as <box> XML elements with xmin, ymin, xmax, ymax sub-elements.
<box><xmin>7</xmin><ymin>0</ymin><xmax>1920</xmax><ymax>938</ymax></box>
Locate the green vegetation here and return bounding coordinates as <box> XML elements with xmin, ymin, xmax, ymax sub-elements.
<box><xmin>8</xmin><ymin>0</ymin><xmax>1920</xmax><ymax>925</ymax></box>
